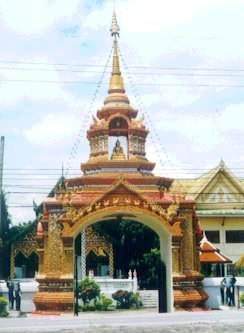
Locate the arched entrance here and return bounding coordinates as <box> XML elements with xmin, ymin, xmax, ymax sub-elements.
<box><xmin>33</xmin><ymin>178</ymin><xmax>207</xmax><ymax>314</ymax></box>
<box><xmin>72</xmin><ymin>207</ymin><xmax>173</xmax><ymax>312</ymax></box>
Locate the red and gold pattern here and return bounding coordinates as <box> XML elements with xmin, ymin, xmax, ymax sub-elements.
<box><xmin>33</xmin><ymin>12</ymin><xmax>207</xmax><ymax>312</ymax></box>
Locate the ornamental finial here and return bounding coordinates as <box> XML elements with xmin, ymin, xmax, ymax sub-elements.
<box><xmin>108</xmin><ymin>11</ymin><xmax>125</xmax><ymax>93</ymax></box>
<box><xmin>110</xmin><ymin>11</ymin><xmax>120</xmax><ymax>38</ymax></box>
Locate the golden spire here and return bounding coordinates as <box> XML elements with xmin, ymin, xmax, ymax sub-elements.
<box><xmin>108</xmin><ymin>11</ymin><xmax>125</xmax><ymax>93</ymax></box>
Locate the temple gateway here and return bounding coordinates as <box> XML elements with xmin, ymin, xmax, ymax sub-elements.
<box><xmin>33</xmin><ymin>13</ymin><xmax>207</xmax><ymax>313</ymax></box>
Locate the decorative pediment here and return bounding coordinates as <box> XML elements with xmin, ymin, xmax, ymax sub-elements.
<box><xmin>60</xmin><ymin>177</ymin><xmax>180</xmax><ymax>234</ymax></box>
<box><xmin>12</xmin><ymin>230</ymin><xmax>38</xmax><ymax>258</ymax></box>
<box><xmin>196</xmin><ymin>163</ymin><xmax>244</xmax><ymax>205</ymax></box>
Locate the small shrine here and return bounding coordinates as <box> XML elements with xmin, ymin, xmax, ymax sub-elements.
<box><xmin>200</xmin><ymin>233</ymin><xmax>232</xmax><ymax>277</ymax></box>
<box><xmin>33</xmin><ymin>12</ymin><xmax>207</xmax><ymax>313</ymax></box>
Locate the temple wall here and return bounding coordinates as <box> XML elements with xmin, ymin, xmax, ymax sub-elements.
<box><xmin>1</xmin><ymin>278</ymin><xmax>244</xmax><ymax>312</ymax></box>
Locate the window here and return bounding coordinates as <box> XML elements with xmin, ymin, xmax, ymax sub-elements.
<box><xmin>226</xmin><ymin>230</ymin><xmax>244</xmax><ymax>243</ymax></box>
<box><xmin>205</xmin><ymin>230</ymin><xmax>220</xmax><ymax>243</ymax></box>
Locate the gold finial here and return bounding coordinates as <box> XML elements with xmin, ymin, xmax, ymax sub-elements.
<box><xmin>110</xmin><ymin>11</ymin><xmax>120</xmax><ymax>38</ymax></box>
<box><xmin>108</xmin><ymin>11</ymin><xmax>125</xmax><ymax>93</ymax></box>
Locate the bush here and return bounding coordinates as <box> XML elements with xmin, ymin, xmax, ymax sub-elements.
<box><xmin>112</xmin><ymin>290</ymin><xmax>143</xmax><ymax>309</ymax></box>
<box><xmin>0</xmin><ymin>297</ymin><xmax>8</xmax><ymax>317</ymax></box>
<box><xmin>95</xmin><ymin>294</ymin><xmax>113</xmax><ymax>311</ymax></box>
<box><xmin>77</xmin><ymin>278</ymin><xmax>113</xmax><ymax>311</ymax></box>
<box><xmin>78</xmin><ymin>277</ymin><xmax>101</xmax><ymax>305</ymax></box>
<box><xmin>239</xmin><ymin>293</ymin><xmax>244</xmax><ymax>306</ymax></box>
<box><xmin>79</xmin><ymin>304</ymin><xmax>96</xmax><ymax>312</ymax></box>
<box><xmin>129</xmin><ymin>292</ymin><xmax>143</xmax><ymax>308</ymax></box>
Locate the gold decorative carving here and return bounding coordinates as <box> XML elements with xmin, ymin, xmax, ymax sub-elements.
<box><xmin>66</xmin><ymin>207</ymin><xmax>78</xmax><ymax>219</ymax></box>
<box><xmin>12</xmin><ymin>230</ymin><xmax>37</xmax><ymax>258</ymax></box>
<box><xmin>47</xmin><ymin>214</ymin><xmax>63</xmax><ymax>274</ymax></box>
<box><xmin>112</xmin><ymin>197</ymin><xmax>119</xmax><ymax>205</ymax></box>
<box><xmin>85</xmin><ymin>226</ymin><xmax>114</xmax><ymax>277</ymax></box>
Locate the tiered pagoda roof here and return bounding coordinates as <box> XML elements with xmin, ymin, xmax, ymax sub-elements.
<box><xmin>200</xmin><ymin>233</ymin><xmax>232</xmax><ymax>263</ymax></box>
<box><xmin>43</xmin><ymin>12</ymin><xmax>194</xmax><ymax>209</ymax></box>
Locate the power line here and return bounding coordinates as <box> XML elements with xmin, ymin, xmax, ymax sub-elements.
<box><xmin>1</xmin><ymin>59</ymin><xmax>244</xmax><ymax>72</ymax></box>
<box><xmin>6</xmin><ymin>201</ymin><xmax>244</xmax><ymax>208</ymax></box>
<box><xmin>5</xmin><ymin>191</ymin><xmax>244</xmax><ymax>195</ymax></box>
<box><xmin>64</xmin><ymin>45</ymin><xmax>114</xmax><ymax>177</ymax></box>
<box><xmin>3</xmin><ymin>167</ymin><xmax>244</xmax><ymax>171</ymax></box>
<box><xmin>2</xmin><ymin>79</ymin><xmax>244</xmax><ymax>88</ymax></box>
<box><xmin>2</xmin><ymin>66</ymin><xmax>244</xmax><ymax>78</ymax></box>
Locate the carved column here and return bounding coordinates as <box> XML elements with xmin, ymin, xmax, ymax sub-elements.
<box><xmin>181</xmin><ymin>211</ymin><xmax>194</xmax><ymax>273</ymax></box>
<box><xmin>81</xmin><ymin>230</ymin><xmax>86</xmax><ymax>279</ymax></box>
<box><xmin>172</xmin><ymin>240</ymin><xmax>181</xmax><ymax>274</ymax></box>
<box><xmin>109</xmin><ymin>244</ymin><xmax>114</xmax><ymax>277</ymax></box>
<box><xmin>33</xmin><ymin>214</ymin><xmax>74</xmax><ymax>313</ymax></box>
<box><xmin>46</xmin><ymin>214</ymin><xmax>63</xmax><ymax>275</ymax></box>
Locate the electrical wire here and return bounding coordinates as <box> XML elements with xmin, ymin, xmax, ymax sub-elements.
<box><xmin>2</xmin><ymin>79</ymin><xmax>244</xmax><ymax>88</ymax></box>
<box><xmin>1</xmin><ymin>59</ymin><xmax>244</xmax><ymax>72</ymax></box>
<box><xmin>64</xmin><ymin>45</ymin><xmax>114</xmax><ymax>177</ymax></box>
<box><xmin>2</xmin><ymin>66</ymin><xmax>244</xmax><ymax>78</ymax></box>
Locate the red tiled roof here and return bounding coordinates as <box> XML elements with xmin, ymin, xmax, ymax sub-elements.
<box><xmin>199</xmin><ymin>233</ymin><xmax>232</xmax><ymax>263</ymax></box>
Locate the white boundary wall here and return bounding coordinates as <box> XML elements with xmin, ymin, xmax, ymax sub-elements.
<box><xmin>0</xmin><ymin>276</ymin><xmax>137</xmax><ymax>313</ymax></box>
<box><xmin>1</xmin><ymin>277</ymin><xmax>243</xmax><ymax>312</ymax></box>
<box><xmin>203</xmin><ymin>277</ymin><xmax>244</xmax><ymax>309</ymax></box>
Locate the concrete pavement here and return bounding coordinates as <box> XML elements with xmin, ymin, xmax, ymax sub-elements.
<box><xmin>0</xmin><ymin>309</ymin><xmax>244</xmax><ymax>333</ymax></box>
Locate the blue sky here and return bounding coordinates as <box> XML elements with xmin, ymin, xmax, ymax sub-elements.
<box><xmin>1</xmin><ymin>0</ymin><xmax>244</xmax><ymax>224</ymax></box>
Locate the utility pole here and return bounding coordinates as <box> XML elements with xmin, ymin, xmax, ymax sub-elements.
<box><xmin>0</xmin><ymin>136</ymin><xmax>5</xmax><ymax>246</ymax></box>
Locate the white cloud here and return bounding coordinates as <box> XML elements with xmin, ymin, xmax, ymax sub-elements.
<box><xmin>220</xmin><ymin>103</ymin><xmax>244</xmax><ymax>131</ymax></box>
<box><xmin>0</xmin><ymin>0</ymin><xmax>81</xmax><ymax>34</ymax></box>
<box><xmin>0</xmin><ymin>57</ymin><xmax>80</xmax><ymax>107</ymax></box>
<box><xmin>24</xmin><ymin>112</ymin><xmax>81</xmax><ymax>145</ymax></box>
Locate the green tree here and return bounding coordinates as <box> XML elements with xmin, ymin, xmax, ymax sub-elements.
<box><xmin>93</xmin><ymin>220</ymin><xmax>160</xmax><ymax>289</ymax></box>
<box><xmin>141</xmin><ymin>248</ymin><xmax>161</xmax><ymax>289</ymax></box>
<box><xmin>0</xmin><ymin>192</ymin><xmax>12</xmax><ymax>279</ymax></box>
<box><xmin>0</xmin><ymin>192</ymin><xmax>12</xmax><ymax>245</ymax></box>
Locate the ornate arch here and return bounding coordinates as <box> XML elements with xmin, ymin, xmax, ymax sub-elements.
<box><xmin>85</xmin><ymin>226</ymin><xmax>114</xmax><ymax>277</ymax></box>
<box><xmin>10</xmin><ymin>230</ymin><xmax>38</xmax><ymax>279</ymax></box>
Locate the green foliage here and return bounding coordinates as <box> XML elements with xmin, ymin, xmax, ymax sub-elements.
<box><xmin>8</xmin><ymin>221</ymin><xmax>34</xmax><ymax>244</ymax></box>
<box><xmin>129</xmin><ymin>292</ymin><xmax>143</xmax><ymax>308</ymax></box>
<box><xmin>78</xmin><ymin>279</ymin><xmax>113</xmax><ymax>311</ymax></box>
<box><xmin>79</xmin><ymin>304</ymin><xmax>96</xmax><ymax>312</ymax></box>
<box><xmin>0</xmin><ymin>193</ymin><xmax>11</xmax><ymax>241</ymax></box>
<box><xmin>0</xmin><ymin>297</ymin><xmax>8</xmax><ymax>305</ymax></box>
<box><xmin>235</xmin><ymin>269</ymin><xmax>244</xmax><ymax>277</ymax></box>
<box><xmin>239</xmin><ymin>293</ymin><xmax>244</xmax><ymax>305</ymax></box>
<box><xmin>0</xmin><ymin>296</ymin><xmax>8</xmax><ymax>317</ymax></box>
<box><xmin>141</xmin><ymin>248</ymin><xmax>161</xmax><ymax>289</ymax></box>
<box><xmin>112</xmin><ymin>290</ymin><xmax>142</xmax><ymax>309</ymax></box>
<box><xmin>93</xmin><ymin>220</ymin><xmax>159</xmax><ymax>288</ymax></box>
<box><xmin>78</xmin><ymin>277</ymin><xmax>101</xmax><ymax>305</ymax></box>
<box><xmin>95</xmin><ymin>294</ymin><xmax>113</xmax><ymax>311</ymax></box>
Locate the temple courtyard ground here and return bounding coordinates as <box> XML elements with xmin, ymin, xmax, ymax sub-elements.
<box><xmin>1</xmin><ymin>309</ymin><xmax>244</xmax><ymax>333</ymax></box>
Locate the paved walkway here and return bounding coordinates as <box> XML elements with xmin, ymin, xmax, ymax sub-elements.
<box><xmin>1</xmin><ymin>309</ymin><xmax>244</xmax><ymax>333</ymax></box>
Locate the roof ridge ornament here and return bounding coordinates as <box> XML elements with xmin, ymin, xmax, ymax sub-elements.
<box><xmin>219</xmin><ymin>158</ymin><xmax>225</xmax><ymax>170</ymax></box>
